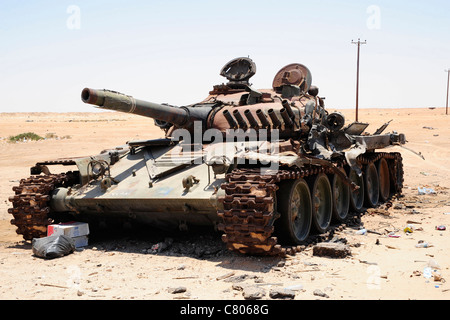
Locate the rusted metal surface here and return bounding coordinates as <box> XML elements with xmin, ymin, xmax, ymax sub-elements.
<box><xmin>272</xmin><ymin>63</ymin><xmax>312</xmax><ymax>93</ymax></box>
<box><xmin>81</xmin><ymin>88</ymin><xmax>193</xmax><ymax>128</ymax></box>
<box><xmin>9</xmin><ymin>57</ymin><xmax>408</xmax><ymax>257</ymax></box>
<box><xmin>217</xmin><ymin>152</ymin><xmax>404</xmax><ymax>256</ymax></box>
<box><xmin>8</xmin><ymin>173</ymin><xmax>76</xmax><ymax>240</ymax></box>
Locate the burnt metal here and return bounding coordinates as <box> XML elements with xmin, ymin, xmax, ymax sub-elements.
<box><xmin>272</xmin><ymin>63</ymin><xmax>312</xmax><ymax>93</ymax></box>
<box><xmin>223</xmin><ymin>110</ymin><xmax>238</xmax><ymax>129</ymax></box>
<box><xmin>8</xmin><ymin>173</ymin><xmax>75</xmax><ymax>240</ymax></box>
<box><xmin>128</xmin><ymin>138</ymin><xmax>173</xmax><ymax>148</ymax></box>
<box><xmin>280</xmin><ymin>108</ymin><xmax>294</xmax><ymax>128</ymax></box>
<box><xmin>9</xmin><ymin>57</ymin><xmax>407</xmax><ymax>258</ymax></box>
<box><xmin>220</xmin><ymin>57</ymin><xmax>256</xmax><ymax>88</ymax></box>
<box><xmin>244</xmin><ymin>109</ymin><xmax>259</xmax><ymax>128</ymax></box>
<box><xmin>256</xmin><ymin>109</ymin><xmax>270</xmax><ymax>128</ymax></box>
<box><xmin>232</xmin><ymin>109</ymin><xmax>248</xmax><ymax>130</ymax></box>
<box><xmin>324</xmin><ymin>112</ymin><xmax>345</xmax><ymax>132</ymax></box>
<box><xmin>268</xmin><ymin>109</ymin><xmax>282</xmax><ymax>128</ymax></box>
<box><xmin>282</xmin><ymin>100</ymin><xmax>295</xmax><ymax>120</ymax></box>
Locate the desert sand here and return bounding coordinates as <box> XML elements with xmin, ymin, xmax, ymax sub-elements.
<box><xmin>0</xmin><ymin>107</ymin><xmax>449</xmax><ymax>301</ymax></box>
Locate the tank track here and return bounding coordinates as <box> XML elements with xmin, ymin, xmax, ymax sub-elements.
<box><xmin>217</xmin><ymin>152</ymin><xmax>403</xmax><ymax>256</ymax></box>
<box><xmin>357</xmin><ymin>151</ymin><xmax>404</xmax><ymax>195</ymax></box>
<box><xmin>8</xmin><ymin>172</ymin><xmax>75</xmax><ymax>241</ymax></box>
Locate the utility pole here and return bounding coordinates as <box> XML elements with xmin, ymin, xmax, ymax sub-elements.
<box><xmin>351</xmin><ymin>38</ymin><xmax>367</xmax><ymax>122</ymax></box>
<box><xmin>445</xmin><ymin>69</ymin><xmax>450</xmax><ymax>115</ymax></box>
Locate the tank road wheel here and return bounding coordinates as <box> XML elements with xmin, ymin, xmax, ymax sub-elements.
<box><xmin>364</xmin><ymin>162</ymin><xmax>379</xmax><ymax>207</ymax></box>
<box><xmin>377</xmin><ymin>157</ymin><xmax>390</xmax><ymax>202</ymax></box>
<box><xmin>330</xmin><ymin>170</ymin><xmax>350</xmax><ymax>222</ymax></box>
<box><xmin>276</xmin><ymin>179</ymin><xmax>312</xmax><ymax>244</ymax></box>
<box><xmin>309</xmin><ymin>173</ymin><xmax>332</xmax><ymax>233</ymax></box>
<box><xmin>348</xmin><ymin>169</ymin><xmax>364</xmax><ymax>213</ymax></box>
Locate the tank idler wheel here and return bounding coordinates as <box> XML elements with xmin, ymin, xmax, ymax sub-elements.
<box><xmin>377</xmin><ymin>157</ymin><xmax>390</xmax><ymax>202</ymax></box>
<box><xmin>364</xmin><ymin>162</ymin><xmax>379</xmax><ymax>208</ymax></box>
<box><xmin>348</xmin><ymin>169</ymin><xmax>364</xmax><ymax>213</ymax></box>
<box><xmin>309</xmin><ymin>173</ymin><xmax>332</xmax><ymax>234</ymax></box>
<box><xmin>276</xmin><ymin>179</ymin><xmax>312</xmax><ymax>244</ymax></box>
<box><xmin>330</xmin><ymin>170</ymin><xmax>350</xmax><ymax>222</ymax></box>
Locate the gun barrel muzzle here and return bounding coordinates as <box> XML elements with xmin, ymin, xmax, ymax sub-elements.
<box><xmin>81</xmin><ymin>88</ymin><xmax>190</xmax><ymax>127</ymax></box>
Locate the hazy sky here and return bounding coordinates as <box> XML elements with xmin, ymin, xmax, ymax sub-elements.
<box><xmin>1</xmin><ymin>0</ymin><xmax>449</xmax><ymax>113</ymax></box>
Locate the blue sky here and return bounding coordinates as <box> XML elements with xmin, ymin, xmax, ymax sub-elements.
<box><xmin>0</xmin><ymin>0</ymin><xmax>449</xmax><ymax>112</ymax></box>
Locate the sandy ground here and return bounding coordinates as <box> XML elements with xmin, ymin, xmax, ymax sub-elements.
<box><xmin>0</xmin><ymin>107</ymin><xmax>449</xmax><ymax>301</ymax></box>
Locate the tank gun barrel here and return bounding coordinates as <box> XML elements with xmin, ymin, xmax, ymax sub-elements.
<box><xmin>81</xmin><ymin>88</ymin><xmax>190</xmax><ymax>127</ymax></box>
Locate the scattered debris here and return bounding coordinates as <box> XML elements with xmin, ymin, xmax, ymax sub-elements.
<box><xmin>393</xmin><ymin>203</ymin><xmax>406</xmax><ymax>210</ymax></box>
<box><xmin>32</xmin><ymin>235</ymin><xmax>75</xmax><ymax>259</ymax></box>
<box><xmin>423</xmin><ymin>267</ymin><xmax>432</xmax><ymax>279</ymax></box>
<box><xmin>269</xmin><ymin>288</ymin><xmax>295</xmax><ymax>300</ymax></box>
<box><xmin>367</xmin><ymin>229</ymin><xmax>383</xmax><ymax>235</ymax></box>
<box><xmin>167</xmin><ymin>286</ymin><xmax>187</xmax><ymax>294</ymax></box>
<box><xmin>284</xmin><ymin>284</ymin><xmax>304</xmax><ymax>291</ymax></box>
<box><xmin>355</xmin><ymin>228</ymin><xmax>367</xmax><ymax>235</ymax></box>
<box><xmin>359</xmin><ymin>260</ymin><xmax>378</xmax><ymax>265</ymax></box>
<box><xmin>312</xmin><ymin>242</ymin><xmax>351</xmax><ymax>258</ymax></box>
<box><xmin>216</xmin><ymin>271</ymin><xmax>236</xmax><ymax>281</ymax></box>
<box><xmin>388</xmin><ymin>233</ymin><xmax>400</xmax><ymax>238</ymax></box>
<box><xmin>428</xmin><ymin>259</ymin><xmax>441</xmax><ymax>270</ymax></box>
<box><xmin>224</xmin><ymin>274</ymin><xmax>251</xmax><ymax>283</ymax></box>
<box><xmin>411</xmin><ymin>270</ymin><xmax>422</xmax><ymax>277</ymax></box>
<box><xmin>148</xmin><ymin>237</ymin><xmax>174</xmax><ymax>253</ymax></box>
<box><xmin>367</xmin><ymin>208</ymin><xmax>390</xmax><ymax>216</ymax></box>
<box><xmin>418</xmin><ymin>187</ymin><xmax>436</xmax><ymax>195</ymax></box>
<box><xmin>233</xmin><ymin>285</ymin><xmax>266</xmax><ymax>300</ymax></box>
<box><xmin>313</xmin><ymin>289</ymin><xmax>329</xmax><ymax>298</ymax></box>
<box><xmin>40</xmin><ymin>283</ymin><xmax>70</xmax><ymax>289</ymax></box>
<box><xmin>415</xmin><ymin>240</ymin><xmax>432</xmax><ymax>248</ymax></box>
<box><xmin>433</xmin><ymin>272</ymin><xmax>444</xmax><ymax>282</ymax></box>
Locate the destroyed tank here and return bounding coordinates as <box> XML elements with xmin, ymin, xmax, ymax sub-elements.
<box><xmin>9</xmin><ymin>57</ymin><xmax>406</xmax><ymax>256</ymax></box>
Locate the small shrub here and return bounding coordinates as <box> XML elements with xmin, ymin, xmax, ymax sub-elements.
<box><xmin>45</xmin><ymin>132</ymin><xmax>58</xmax><ymax>139</ymax></box>
<box><xmin>8</xmin><ymin>132</ymin><xmax>44</xmax><ymax>143</ymax></box>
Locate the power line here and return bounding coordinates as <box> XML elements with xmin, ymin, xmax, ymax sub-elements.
<box><xmin>351</xmin><ymin>38</ymin><xmax>367</xmax><ymax>122</ymax></box>
<box><xmin>445</xmin><ymin>69</ymin><xmax>450</xmax><ymax>115</ymax></box>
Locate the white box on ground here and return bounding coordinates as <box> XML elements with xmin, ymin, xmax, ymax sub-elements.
<box><xmin>48</xmin><ymin>222</ymin><xmax>90</xmax><ymax>247</ymax></box>
<box><xmin>72</xmin><ymin>235</ymin><xmax>89</xmax><ymax>248</ymax></box>
<box><xmin>48</xmin><ymin>221</ymin><xmax>89</xmax><ymax>238</ymax></box>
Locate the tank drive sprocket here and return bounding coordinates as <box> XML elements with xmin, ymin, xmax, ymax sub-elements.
<box><xmin>8</xmin><ymin>172</ymin><xmax>76</xmax><ymax>240</ymax></box>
